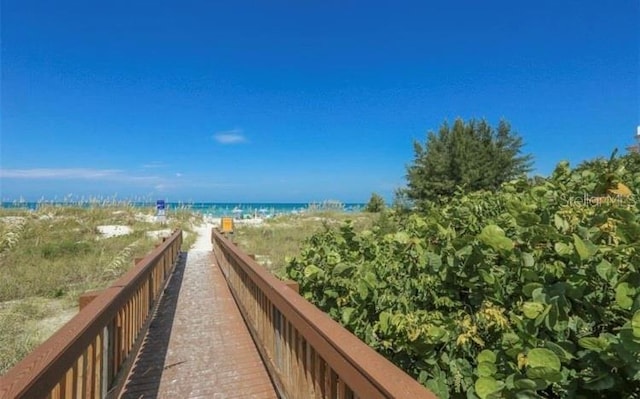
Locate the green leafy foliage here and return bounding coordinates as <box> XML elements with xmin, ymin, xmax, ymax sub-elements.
<box><xmin>287</xmin><ymin>153</ymin><xmax>640</xmax><ymax>398</ymax></box>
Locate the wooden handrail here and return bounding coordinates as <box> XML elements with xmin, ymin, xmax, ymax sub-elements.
<box><xmin>0</xmin><ymin>230</ymin><xmax>183</xmax><ymax>399</ymax></box>
<box><xmin>212</xmin><ymin>228</ymin><xmax>437</xmax><ymax>399</ymax></box>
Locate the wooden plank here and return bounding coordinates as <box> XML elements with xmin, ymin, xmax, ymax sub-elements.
<box><xmin>67</xmin><ymin>362</ymin><xmax>78</xmax><ymax>399</ymax></box>
<box><xmin>83</xmin><ymin>345</ymin><xmax>93</xmax><ymax>399</ymax></box>
<box><xmin>94</xmin><ymin>334</ymin><xmax>102</xmax><ymax>399</ymax></box>
<box><xmin>51</xmin><ymin>382</ymin><xmax>60</xmax><ymax>399</ymax></box>
<box><xmin>75</xmin><ymin>355</ymin><xmax>84</xmax><ymax>399</ymax></box>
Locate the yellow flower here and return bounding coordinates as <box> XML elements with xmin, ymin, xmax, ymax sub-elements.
<box><xmin>478</xmin><ymin>301</ymin><xmax>509</xmax><ymax>330</ymax></box>
<box><xmin>517</xmin><ymin>353</ymin><xmax>527</xmax><ymax>369</ymax></box>
<box><xmin>456</xmin><ymin>334</ymin><xmax>469</xmax><ymax>346</ymax></box>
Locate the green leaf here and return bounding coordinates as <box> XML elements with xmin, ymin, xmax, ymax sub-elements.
<box><xmin>554</xmin><ymin>242</ymin><xmax>573</xmax><ymax>257</ymax></box>
<box><xmin>534</xmin><ymin>305</ymin><xmax>552</xmax><ymax>327</ymax></box>
<box><xmin>620</xmin><ymin>325</ymin><xmax>640</xmax><ymax>352</ymax></box>
<box><xmin>617</xmin><ymin>221</ymin><xmax>640</xmax><ymax>244</ymax></box>
<box><xmin>544</xmin><ymin>303</ymin><xmax>559</xmax><ymax>331</ymax></box>
<box><xmin>521</xmin><ymin>252</ymin><xmax>535</xmax><ymax>267</ymax></box>
<box><xmin>522</xmin><ymin>283</ymin><xmax>543</xmax><ymax>297</ymax></box>
<box><xmin>554</xmin><ymin>214</ymin><xmax>569</xmax><ymax>231</ymax></box>
<box><xmin>379</xmin><ymin>312</ymin><xmax>391</xmax><ymax>334</ymax></box>
<box><xmin>475</xmin><ymin>377</ymin><xmax>503</xmax><ymax>399</ymax></box>
<box><xmin>613</xmin><ymin>207</ymin><xmax>636</xmax><ymax>223</ymax></box>
<box><xmin>578</xmin><ymin>336</ymin><xmax>609</xmax><ymax>352</ymax></box>
<box><xmin>526</xmin><ymin>367</ymin><xmax>562</xmax><ymax>383</ymax></box>
<box><xmin>327</xmin><ymin>251</ymin><xmax>341</xmax><ymax>265</ymax></box>
<box><xmin>516</xmin><ymin>212</ymin><xmax>541</xmax><ymax>227</ymax></box>
<box><xmin>426</xmin><ymin>325</ymin><xmax>446</xmax><ymax>340</ymax></box>
<box><xmin>394</xmin><ymin>231</ymin><xmax>410</xmax><ymax>244</ymax></box>
<box><xmin>616</xmin><ymin>282</ymin><xmax>636</xmax><ymax>310</ymax></box>
<box><xmin>477</xmin><ymin>349</ymin><xmax>497</xmax><ymax>364</ymax></box>
<box><xmin>324</xmin><ymin>289</ymin><xmax>338</xmax><ymax>298</ymax></box>
<box><xmin>341</xmin><ymin>307</ymin><xmax>355</xmax><ymax>325</ymax></box>
<box><xmin>595</xmin><ymin>260</ymin><xmax>615</xmax><ymax>283</ymax></box>
<box><xmin>573</xmin><ymin>234</ymin><xmax>597</xmax><ymax>261</ymax></box>
<box><xmin>527</xmin><ymin>348</ymin><xmax>561</xmax><ymax>371</ymax></box>
<box><xmin>363</xmin><ymin>272</ymin><xmax>378</xmax><ymax>288</ymax></box>
<box><xmin>633</xmin><ymin>310</ymin><xmax>640</xmax><ymax>338</ymax></box>
<box><xmin>514</xmin><ymin>391</ymin><xmax>542</xmax><ymax>399</ymax></box>
<box><xmin>522</xmin><ymin>302</ymin><xmax>545</xmax><ymax>319</ymax></box>
<box><xmin>357</xmin><ymin>281</ymin><xmax>369</xmax><ymax>300</ymax></box>
<box><xmin>426</xmin><ymin>251</ymin><xmax>442</xmax><ymax>271</ymax></box>
<box><xmin>479</xmin><ymin>269</ymin><xmax>495</xmax><ymax>284</ymax></box>
<box><xmin>478</xmin><ymin>224</ymin><xmax>514</xmax><ymax>252</ymax></box>
<box><xmin>544</xmin><ymin>341</ymin><xmax>575</xmax><ymax>362</ymax></box>
<box><xmin>513</xmin><ymin>379</ymin><xmax>538</xmax><ymax>390</ymax></box>
<box><xmin>425</xmin><ymin>376</ymin><xmax>450</xmax><ymax>399</ymax></box>
<box><xmin>303</xmin><ymin>265</ymin><xmax>324</xmax><ymax>279</ymax></box>
<box><xmin>477</xmin><ymin>362</ymin><xmax>497</xmax><ymax>377</ymax></box>
<box><xmin>332</xmin><ymin>262</ymin><xmax>353</xmax><ymax>276</ymax></box>
<box><xmin>583</xmin><ymin>373</ymin><xmax>615</xmax><ymax>391</ymax></box>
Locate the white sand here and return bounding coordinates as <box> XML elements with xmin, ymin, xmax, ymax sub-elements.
<box><xmin>96</xmin><ymin>225</ymin><xmax>133</xmax><ymax>238</ymax></box>
<box><xmin>146</xmin><ymin>229</ymin><xmax>173</xmax><ymax>240</ymax></box>
<box><xmin>191</xmin><ymin>223</ymin><xmax>215</xmax><ymax>250</ymax></box>
<box><xmin>134</xmin><ymin>213</ymin><xmax>157</xmax><ymax>223</ymax></box>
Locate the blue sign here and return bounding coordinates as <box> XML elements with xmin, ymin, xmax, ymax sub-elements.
<box><xmin>156</xmin><ymin>200</ymin><xmax>166</xmax><ymax>218</ymax></box>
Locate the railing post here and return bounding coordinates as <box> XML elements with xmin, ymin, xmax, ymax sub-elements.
<box><xmin>79</xmin><ymin>290</ymin><xmax>104</xmax><ymax>310</ymax></box>
<box><xmin>283</xmin><ymin>280</ymin><xmax>299</xmax><ymax>294</ymax></box>
<box><xmin>102</xmin><ymin>326</ymin><xmax>109</xmax><ymax>398</ymax></box>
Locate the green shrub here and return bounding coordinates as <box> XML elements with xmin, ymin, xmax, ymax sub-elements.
<box><xmin>40</xmin><ymin>241</ymin><xmax>92</xmax><ymax>259</ymax></box>
<box><xmin>287</xmin><ymin>155</ymin><xmax>640</xmax><ymax>398</ymax></box>
<box><xmin>365</xmin><ymin>192</ymin><xmax>386</xmax><ymax>213</ymax></box>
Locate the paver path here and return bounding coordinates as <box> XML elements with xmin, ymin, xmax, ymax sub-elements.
<box><xmin>119</xmin><ymin>224</ymin><xmax>277</xmax><ymax>399</ymax></box>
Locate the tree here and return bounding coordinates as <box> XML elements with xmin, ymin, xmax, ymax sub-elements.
<box><xmin>405</xmin><ymin>118</ymin><xmax>533</xmax><ymax>207</ymax></box>
<box><xmin>364</xmin><ymin>192</ymin><xmax>386</xmax><ymax>212</ymax></box>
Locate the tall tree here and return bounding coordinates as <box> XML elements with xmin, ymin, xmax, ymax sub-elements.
<box><xmin>405</xmin><ymin>118</ymin><xmax>533</xmax><ymax>207</ymax></box>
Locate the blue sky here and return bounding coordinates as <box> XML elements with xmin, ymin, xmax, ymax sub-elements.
<box><xmin>1</xmin><ymin>0</ymin><xmax>638</xmax><ymax>202</ymax></box>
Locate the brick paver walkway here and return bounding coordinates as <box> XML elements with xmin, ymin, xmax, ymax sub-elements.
<box><xmin>118</xmin><ymin>248</ymin><xmax>277</xmax><ymax>399</ymax></box>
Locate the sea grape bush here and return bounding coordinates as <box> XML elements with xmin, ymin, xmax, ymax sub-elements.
<box><xmin>286</xmin><ymin>154</ymin><xmax>640</xmax><ymax>398</ymax></box>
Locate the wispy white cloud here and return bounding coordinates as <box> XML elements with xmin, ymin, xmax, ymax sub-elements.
<box><xmin>213</xmin><ymin>129</ymin><xmax>247</xmax><ymax>144</ymax></box>
<box><xmin>0</xmin><ymin>168</ymin><xmax>122</xmax><ymax>179</ymax></box>
<box><xmin>0</xmin><ymin>168</ymin><xmax>159</xmax><ymax>183</ymax></box>
<box><xmin>141</xmin><ymin>162</ymin><xmax>168</xmax><ymax>169</ymax></box>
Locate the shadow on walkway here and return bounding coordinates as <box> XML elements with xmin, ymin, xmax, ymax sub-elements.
<box><xmin>118</xmin><ymin>251</ymin><xmax>188</xmax><ymax>399</ymax></box>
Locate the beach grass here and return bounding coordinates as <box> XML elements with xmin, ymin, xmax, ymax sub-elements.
<box><xmin>0</xmin><ymin>204</ymin><xmax>200</xmax><ymax>374</ymax></box>
<box><xmin>233</xmin><ymin>210</ymin><xmax>376</xmax><ymax>278</ymax></box>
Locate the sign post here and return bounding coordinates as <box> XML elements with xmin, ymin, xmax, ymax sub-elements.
<box><xmin>156</xmin><ymin>200</ymin><xmax>166</xmax><ymax>223</ymax></box>
<box><xmin>220</xmin><ymin>217</ymin><xmax>234</xmax><ymax>234</ymax></box>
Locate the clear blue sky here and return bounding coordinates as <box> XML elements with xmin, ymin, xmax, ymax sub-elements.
<box><xmin>1</xmin><ymin>0</ymin><xmax>638</xmax><ymax>202</ymax></box>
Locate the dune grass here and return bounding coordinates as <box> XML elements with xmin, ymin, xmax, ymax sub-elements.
<box><xmin>233</xmin><ymin>210</ymin><xmax>376</xmax><ymax>278</ymax></box>
<box><xmin>0</xmin><ymin>204</ymin><xmax>201</xmax><ymax>374</ymax></box>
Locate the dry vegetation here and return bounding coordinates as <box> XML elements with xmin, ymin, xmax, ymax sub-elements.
<box><xmin>0</xmin><ymin>204</ymin><xmax>201</xmax><ymax>374</ymax></box>
<box><xmin>233</xmin><ymin>210</ymin><xmax>377</xmax><ymax>278</ymax></box>
<box><xmin>0</xmin><ymin>205</ymin><xmax>371</xmax><ymax>374</ymax></box>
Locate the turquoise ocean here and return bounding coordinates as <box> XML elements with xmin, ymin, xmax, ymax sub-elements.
<box><xmin>0</xmin><ymin>201</ymin><xmax>365</xmax><ymax>218</ymax></box>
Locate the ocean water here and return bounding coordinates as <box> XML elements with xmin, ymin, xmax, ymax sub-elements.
<box><xmin>0</xmin><ymin>201</ymin><xmax>365</xmax><ymax>218</ymax></box>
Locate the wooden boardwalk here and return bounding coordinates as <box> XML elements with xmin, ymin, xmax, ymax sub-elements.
<box><xmin>118</xmin><ymin>249</ymin><xmax>277</xmax><ymax>399</ymax></box>
<box><xmin>0</xmin><ymin>226</ymin><xmax>436</xmax><ymax>399</ymax></box>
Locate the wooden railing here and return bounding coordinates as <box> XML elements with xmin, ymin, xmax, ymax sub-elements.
<box><xmin>212</xmin><ymin>228</ymin><xmax>437</xmax><ymax>399</ymax></box>
<box><xmin>0</xmin><ymin>230</ymin><xmax>183</xmax><ymax>399</ymax></box>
